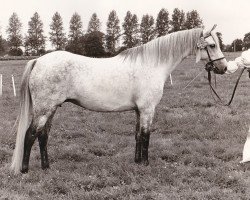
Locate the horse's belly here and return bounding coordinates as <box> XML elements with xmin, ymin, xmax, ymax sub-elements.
<box><xmin>73</xmin><ymin>86</ymin><xmax>136</xmax><ymax>112</ymax></box>
<box><xmin>75</xmin><ymin>94</ymin><xmax>136</xmax><ymax>112</ymax></box>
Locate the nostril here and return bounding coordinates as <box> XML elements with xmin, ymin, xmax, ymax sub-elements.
<box><xmin>224</xmin><ymin>67</ymin><xmax>227</xmax><ymax>72</ymax></box>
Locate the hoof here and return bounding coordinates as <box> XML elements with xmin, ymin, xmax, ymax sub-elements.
<box><xmin>142</xmin><ymin>160</ymin><xmax>149</xmax><ymax>166</ymax></box>
<box><xmin>135</xmin><ymin>158</ymin><xmax>142</xmax><ymax>163</ymax></box>
<box><xmin>41</xmin><ymin>163</ymin><xmax>50</xmax><ymax>170</ymax></box>
<box><xmin>20</xmin><ymin>168</ymin><xmax>28</xmax><ymax>174</ymax></box>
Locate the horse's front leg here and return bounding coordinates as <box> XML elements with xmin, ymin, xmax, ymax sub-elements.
<box><xmin>135</xmin><ymin>110</ymin><xmax>141</xmax><ymax>163</ymax></box>
<box><xmin>141</xmin><ymin>126</ymin><xmax>150</xmax><ymax>165</ymax></box>
<box><xmin>135</xmin><ymin>107</ymin><xmax>155</xmax><ymax>165</ymax></box>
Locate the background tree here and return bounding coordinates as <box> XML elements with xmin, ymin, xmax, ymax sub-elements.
<box><xmin>0</xmin><ymin>35</ymin><xmax>9</xmax><ymax>56</ymax></box>
<box><xmin>140</xmin><ymin>14</ymin><xmax>155</xmax><ymax>44</ymax></box>
<box><xmin>184</xmin><ymin>10</ymin><xmax>203</xmax><ymax>29</ymax></box>
<box><xmin>224</xmin><ymin>44</ymin><xmax>233</xmax><ymax>52</ymax></box>
<box><xmin>24</xmin><ymin>12</ymin><xmax>46</xmax><ymax>55</ymax></box>
<box><xmin>170</xmin><ymin>8</ymin><xmax>186</xmax><ymax>32</ymax></box>
<box><xmin>0</xmin><ymin>36</ymin><xmax>4</xmax><ymax>55</ymax></box>
<box><xmin>156</xmin><ymin>8</ymin><xmax>169</xmax><ymax>37</ymax></box>
<box><xmin>231</xmin><ymin>39</ymin><xmax>243</xmax><ymax>51</ymax></box>
<box><xmin>6</xmin><ymin>12</ymin><xmax>23</xmax><ymax>55</ymax></box>
<box><xmin>49</xmin><ymin>12</ymin><xmax>67</xmax><ymax>50</ymax></box>
<box><xmin>216</xmin><ymin>32</ymin><xmax>224</xmax><ymax>51</ymax></box>
<box><xmin>65</xmin><ymin>12</ymin><xmax>84</xmax><ymax>55</ymax></box>
<box><xmin>122</xmin><ymin>11</ymin><xmax>140</xmax><ymax>49</ymax></box>
<box><xmin>243</xmin><ymin>32</ymin><xmax>250</xmax><ymax>50</ymax></box>
<box><xmin>87</xmin><ymin>13</ymin><xmax>101</xmax><ymax>33</ymax></box>
<box><xmin>106</xmin><ymin>10</ymin><xmax>120</xmax><ymax>55</ymax></box>
<box><xmin>83</xmin><ymin>31</ymin><xmax>105</xmax><ymax>57</ymax></box>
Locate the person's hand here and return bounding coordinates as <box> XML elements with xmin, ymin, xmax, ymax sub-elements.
<box><xmin>226</xmin><ymin>60</ymin><xmax>238</xmax><ymax>74</ymax></box>
<box><xmin>235</xmin><ymin>57</ymin><xmax>246</xmax><ymax>68</ymax></box>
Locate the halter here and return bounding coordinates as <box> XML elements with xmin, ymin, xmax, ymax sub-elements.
<box><xmin>197</xmin><ymin>33</ymin><xmax>245</xmax><ymax>106</ymax></box>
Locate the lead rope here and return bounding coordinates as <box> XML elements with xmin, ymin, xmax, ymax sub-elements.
<box><xmin>214</xmin><ymin>73</ymin><xmax>217</xmax><ymax>88</ymax></box>
<box><xmin>207</xmin><ymin>67</ymin><xmax>246</xmax><ymax>106</ymax></box>
<box><xmin>225</xmin><ymin>67</ymin><xmax>246</xmax><ymax>106</ymax></box>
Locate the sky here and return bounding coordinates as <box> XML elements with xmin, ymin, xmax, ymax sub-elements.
<box><xmin>0</xmin><ymin>0</ymin><xmax>249</xmax><ymax>48</ymax></box>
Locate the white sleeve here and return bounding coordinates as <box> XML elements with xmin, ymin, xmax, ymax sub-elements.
<box><xmin>241</xmin><ymin>49</ymin><xmax>250</xmax><ymax>66</ymax></box>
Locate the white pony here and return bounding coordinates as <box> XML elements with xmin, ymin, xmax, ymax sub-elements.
<box><xmin>11</xmin><ymin>26</ymin><xmax>228</xmax><ymax>174</ymax></box>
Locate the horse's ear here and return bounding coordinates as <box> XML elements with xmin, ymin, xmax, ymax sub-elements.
<box><xmin>196</xmin><ymin>48</ymin><xmax>201</xmax><ymax>63</ymax></box>
<box><xmin>210</xmin><ymin>24</ymin><xmax>217</xmax><ymax>32</ymax></box>
<box><xmin>203</xmin><ymin>24</ymin><xmax>217</xmax><ymax>37</ymax></box>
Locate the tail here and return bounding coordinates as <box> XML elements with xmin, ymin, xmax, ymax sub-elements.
<box><xmin>10</xmin><ymin>59</ymin><xmax>37</xmax><ymax>174</ymax></box>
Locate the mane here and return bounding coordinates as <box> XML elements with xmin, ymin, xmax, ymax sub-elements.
<box><xmin>119</xmin><ymin>28</ymin><xmax>203</xmax><ymax>65</ymax></box>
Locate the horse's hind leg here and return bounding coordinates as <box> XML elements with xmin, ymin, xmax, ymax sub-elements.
<box><xmin>21</xmin><ymin>109</ymin><xmax>56</xmax><ymax>173</ymax></box>
<box><xmin>38</xmin><ymin>114</ymin><xmax>54</xmax><ymax>170</ymax></box>
<box><xmin>21</xmin><ymin>120</ymin><xmax>37</xmax><ymax>173</ymax></box>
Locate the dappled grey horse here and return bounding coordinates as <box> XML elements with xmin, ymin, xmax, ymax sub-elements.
<box><xmin>11</xmin><ymin>26</ymin><xmax>227</xmax><ymax>174</ymax></box>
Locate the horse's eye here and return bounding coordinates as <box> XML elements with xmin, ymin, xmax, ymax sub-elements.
<box><xmin>210</xmin><ymin>44</ymin><xmax>216</xmax><ymax>48</ymax></box>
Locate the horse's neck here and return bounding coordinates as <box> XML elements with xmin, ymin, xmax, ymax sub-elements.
<box><xmin>162</xmin><ymin>47</ymin><xmax>193</xmax><ymax>82</ymax></box>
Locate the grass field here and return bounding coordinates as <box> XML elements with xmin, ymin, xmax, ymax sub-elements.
<box><xmin>1</xmin><ymin>53</ymin><xmax>250</xmax><ymax>199</ymax></box>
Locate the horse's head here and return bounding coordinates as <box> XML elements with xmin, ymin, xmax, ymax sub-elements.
<box><xmin>196</xmin><ymin>25</ymin><xmax>228</xmax><ymax>74</ymax></box>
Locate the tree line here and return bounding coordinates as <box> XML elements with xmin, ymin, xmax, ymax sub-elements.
<box><xmin>0</xmin><ymin>8</ymin><xmax>203</xmax><ymax>57</ymax></box>
<box><xmin>224</xmin><ymin>33</ymin><xmax>250</xmax><ymax>52</ymax></box>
